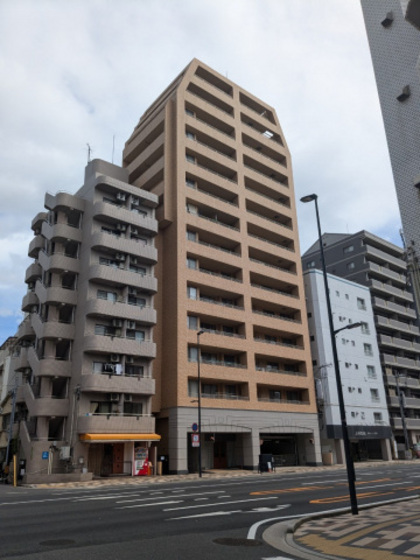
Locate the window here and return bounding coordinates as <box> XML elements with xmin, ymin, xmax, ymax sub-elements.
<box><xmin>336</xmin><ymin>290</ymin><xmax>340</xmax><ymax>297</ymax></box>
<box><xmin>343</xmin><ymin>245</ymin><xmax>354</xmax><ymax>254</ymax></box>
<box><xmin>361</xmin><ymin>322</ymin><xmax>370</xmax><ymax>334</ymax></box>
<box><xmin>202</xmin><ymin>384</ymin><xmax>218</xmax><ymax>396</ymax></box>
<box><xmin>202</xmin><ymin>352</ymin><xmax>217</xmax><ymax>364</ymax></box>
<box><xmin>188</xmin><ymin>316</ymin><xmax>198</xmax><ymax>330</ymax></box>
<box><xmin>357</xmin><ymin>298</ymin><xmax>366</xmax><ymax>310</ymax></box>
<box><xmin>188</xmin><ymin>347</ymin><xmax>198</xmax><ymax>362</ymax></box>
<box><xmin>345</xmin><ymin>294</ymin><xmax>349</xmax><ymax>300</ymax></box>
<box><xmin>364</xmin><ymin>343</ymin><xmax>373</xmax><ymax>356</ymax></box>
<box><xmin>186</xmin><ymin>178</ymin><xmax>196</xmax><ymax>188</ymax></box>
<box><xmin>269</xmin><ymin>390</ymin><xmax>281</xmax><ymax>402</ymax></box>
<box><xmin>374</xmin><ymin>412</ymin><xmax>383</xmax><ymax>423</ymax></box>
<box><xmin>367</xmin><ymin>365</ymin><xmax>376</xmax><ymax>379</ymax></box>
<box><xmin>124</xmin><ymin>402</ymin><xmax>143</xmax><ymax>416</ymax></box>
<box><xmin>186</xmin><ymin>230</ymin><xmax>197</xmax><ymax>241</ymax></box>
<box><xmin>186</xmin><ymin>154</ymin><xmax>196</xmax><ymax>163</ymax></box>
<box><xmin>186</xmin><ymin>131</ymin><xmax>195</xmax><ymax>140</ymax></box>
<box><xmin>128</xmin><ymin>295</ymin><xmax>146</xmax><ymax>307</ymax></box>
<box><xmin>187</xmin><ymin>286</ymin><xmax>197</xmax><ymax>300</ymax></box>
<box><xmin>310</xmin><ymin>335</ymin><xmax>315</xmax><ymax>341</ymax></box>
<box><xmin>347</xmin><ymin>262</ymin><xmax>355</xmax><ymax>270</ymax></box>
<box><xmin>126</xmin><ymin>329</ymin><xmax>145</xmax><ymax>342</ymax></box>
<box><xmin>188</xmin><ymin>379</ymin><xmax>198</xmax><ymax>397</ymax></box>
<box><xmin>187</xmin><ymin>257</ymin><xmax>197</xmax><ymax>269</ymax></box>
<box><xmin>370</xmin><ymin>388</ymin><xmax>380</xmax><ymax>402</ymax></box>
<box><xmin>186</xmin><ymin>203</ymin><xmax>198</xmax><ymax>215</ymax></box>
<box><xmin>306</xmin><ymin>260</ymin><xmax>316</xmax><ymax>269</ymax></box>
<box><xmin>97</xmin><ymin>289</ymin><xmax>117</xmax><ymax>302</ymax></box>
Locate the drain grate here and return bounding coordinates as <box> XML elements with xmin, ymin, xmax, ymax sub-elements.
<box><xmin>39</xmin><ymin>539</ymin><xmax>75</xmax><ymax>547</ymax></box>
<box><xmin>213</xmin><ymin>537</ymin><xmax>262</xmax><ymax>547</ymax></box>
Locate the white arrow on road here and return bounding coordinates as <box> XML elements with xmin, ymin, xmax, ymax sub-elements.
<box><xmin>245</xmin><ymin>505</ymin><xmax>290</xmax><ymax>513</ymax></box>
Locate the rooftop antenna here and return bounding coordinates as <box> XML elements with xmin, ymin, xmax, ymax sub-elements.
<box><xmin>87</xmin><ymin>143</ymin><xmax>92</xmax><ymax>164</ymax></box>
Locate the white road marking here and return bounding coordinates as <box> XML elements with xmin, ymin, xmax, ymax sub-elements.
<box><xmin>168</xmin><ymin>510</ymin><xmax>243</xmax><ymax>519</ymax></box>
<box><xmin>164</xmin><ymin>496</ymin><xmax>277</xmax><ymax>512</ymax></box>
<box><xmin>116</xmin><ymin>500</ymin><xmax>183</xmax><ymax>510</ymax></box>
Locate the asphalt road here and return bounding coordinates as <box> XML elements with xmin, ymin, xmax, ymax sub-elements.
<box><xmin>1</xmin><ymin>463</ymin><xmax>419</xmax><ymax>560</ymax></box>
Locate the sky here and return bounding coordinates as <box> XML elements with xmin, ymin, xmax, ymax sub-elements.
<box><xmin>0</xmin><ymin>0</ymin><xmax>400</xmax><ymax>344</ymax></box>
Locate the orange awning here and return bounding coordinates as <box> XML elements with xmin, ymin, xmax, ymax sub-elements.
<box><xmin>80</xmin><ymin>433</ymin><xmax>161</xmax><ymax>443</ymax></box>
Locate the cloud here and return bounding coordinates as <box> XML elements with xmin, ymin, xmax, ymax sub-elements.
<box><xmin>0</xmin><ymin>0</ymin><xmax>400</xmax><ymax>342</ymax></box>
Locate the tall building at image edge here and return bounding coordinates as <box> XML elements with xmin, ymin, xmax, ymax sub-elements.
<box><xmin>360</xmin><ymin>0</ymin><xmax>420</xmax><ymax>315</ymax></box>
<box><xmin>303</xmin><ymin>231</ymin><xmax>420</xmax><ymax>457</ymax></box>
<box><xmin>8</xmin><ymin>59</ymin><xmax>321</xmax><ymax>481</ymax></box>
<box><xmin>123</xmin><ymin>58</ymin><xmax>321</xmax><ymax>474</ymax></box>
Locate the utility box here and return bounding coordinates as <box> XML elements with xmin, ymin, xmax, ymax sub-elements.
<box><xmin>59</xmin><ymin>446</ymin><xmax>71</xmax><ymax>460</ymax></box>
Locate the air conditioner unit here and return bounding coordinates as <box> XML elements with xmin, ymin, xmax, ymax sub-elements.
<box><xmin>131</xmin><ymin>228</ymin><xmax>139</xmax><ymax>235</ymax></box>
<box><xmin>125</xmin><ymin>394</ymin><xmax>133</xmax><ymax>402</ymax></box>
<box><xmin>117</xmin><ymin>223</ymin><xmax>127</xmax><ymax>232</ymax></box>
<box><xmin>116</xmin><ymin>193</ymin><xmax>126</xmax><ymax>201</ymax></box>
<box><xmin>112</xmin><ymin>319</ymin><xmax>123</xmax><ymax>327</ymax></box>
<box><xmin>108</xmin><ymin>393</ymin><xmax>120</xmax><ymax>402</ymax></box>
<box><xmin>126</xmin><ymin>356</ymin><xmax>134</xmax><ymax>364</ymax></box>
<box><xmin>127</xmin><ymin>321</ymin><xmax>136</xmax><ymax>329</ymax></box>
<box><xmin>116</xmin><ymin>253</ymin><xmax>125</xmax><ymax>261</ymax></box>
<box><xmin>111</xmin><ymin>354</ymin><xmax>120</xmax><ymax>362</ymax></box>
<box><xmin>132</xmin><ymin>197</ymin><xmax>140</xmax><ymax>205</ymax></box>
<box><xmin>59</xmin><ymin>446</ymin><xmax>71</xmax><ymax>460</ymax></box>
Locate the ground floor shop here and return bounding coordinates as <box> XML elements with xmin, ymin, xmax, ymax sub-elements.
<box><xmin>323</xmin><ymin>424</ymin><xmax>393</xmax><ymax>464</ymax></box>
<box><xmin>157</xmin><ymin>407</ymin><xmax>322</xmax><ymax>474</ymax></box>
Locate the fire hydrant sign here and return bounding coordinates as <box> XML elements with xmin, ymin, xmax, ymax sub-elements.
<box><xmin>191</xmin><ymin>433</ymin><xmax>200</xmax><ymax>447</ymax></box>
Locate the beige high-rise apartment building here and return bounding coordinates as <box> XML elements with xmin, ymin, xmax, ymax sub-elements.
<box><xmin>123</xmin><ymin>59</ymin><xmax>320</xmax><ymax>473</ymax></box>
<box><xmin>7</xmin><ymin>59</ymin><xmax>321</xmax><ymax>481</ymax></box>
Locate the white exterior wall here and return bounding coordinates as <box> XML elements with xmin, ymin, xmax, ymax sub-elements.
<box><xmin>304</xmin><ymin>270</ymin><xmax>390</xmax><ymax>434</ymax></box>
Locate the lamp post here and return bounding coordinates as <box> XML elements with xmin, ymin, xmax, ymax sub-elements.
<box><xmin>197</xmin><ymin>330</ymin><xmax>204</xmax><ymax>477</ymax></box>
<box><xmin>301</xmin><ymin>193</ymin><xmax>359</xmax><ymax>515</ymax></box>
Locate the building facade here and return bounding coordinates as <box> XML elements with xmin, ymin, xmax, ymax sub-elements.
<box><xmin>11</xmin><ymin>160</ymin><xmax>160</xmax><ymax>482</ymax></box>
<box><xmin>123</xmin><ymin>58</ymin><xmax>321</xmax><ymax>473</ymax></box>
<box><xmin>303</xmin><ymin>231</ymin><xmax>420</xmax><ymax>456</ymax></box>
<box><xmin>360</xmin><ymin>0</ymin><xmax>420</xmax><ymax>313</ymax></box>
<box><xmin>304</xmin><ymin>270</ymin><xmax>392</xmax><ymax>464</ymax></box>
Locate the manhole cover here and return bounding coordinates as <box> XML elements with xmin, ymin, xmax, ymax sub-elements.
<box><xmin>40</xmin><ymin>539</ymin><xmax>75</xmax><ymax>547</ymax></box>
<box><xmin>213</xmin><ymin>537</ymin><xmax>262</xmax><ymax>547</ymax></box>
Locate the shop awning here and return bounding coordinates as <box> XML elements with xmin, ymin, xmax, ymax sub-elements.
<box><xmin>80</xmin><ymin>433</ymin><xmax>161</xmax><ymax>443</ymax></box>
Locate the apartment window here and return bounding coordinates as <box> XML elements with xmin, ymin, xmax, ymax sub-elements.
<box><xmin>188</xmin><ymin>347</ymin><xmax>198</xmax><ymax>362</ymax></box>
<box><xmin>367</xmin><ymin>365</ymin><xmax>376</xmax><ymax>379</ymax></box>
<box><xmin>306</xmin><ymin>260</ymin><xmax>316</xmax><ymax>269</ymax></box>
<box><xmin>370</xmin><ymin>388</ymin><xmax>380</xmax><ymax>402</ymax></box>
<box><xmin>202</xmin><ymin>352</ymin><xmax>217</xmax><ymax>364</ymax></box>
<box><xmin>364</xmin><ymin>343</ymin><xmax>373</xmax><ymax>356</ymax></box>
<box><xmin>310</xmin><ymin>335</ymin><xmax>315</xmax><ymax>341</ymax></box>
<box><xmin>186</xmin><ymin>154</ymin><xmax>196</xmax><ymax>163</ymax></box>
<box><xmin>124</xmin><ymin>402</ymin><xmax>143</xmax><ymax>416</ymax></box>
<box><xmin>343</xmin><ymin>245</ymin><xmax>354</xmax><ymax>254</ymax></box>
<box><xmin>129</xmin><ymin>264</ymin><xmax>147</xmax><ymax>275</ymax></box>
<box><xmin>202</xmin><ymin>384</ymin><xmax>217</xmax><ymax>396</ymax></box>
<box><xmin>360</xmin><ymin>322</ymin><xmax>370</xmax><ymax>334</ymax></box>
<box><xmin>374</xmin><ymin>412</ymin><xmax>383</xmax><ymax>423</ymax></box>
<box><xmin>126</xmin><ymin>329</ymin><xmax>145</xmax><ymax>342</ymax></box>
<box><xmin>128</xmin><ymin>295</ymin><xmax>146</xmax><ymax>307</ymax></box>
<box><xmin>97</xmin><ymin>290</ymin><xmax>117</xmax><ymax>302</ymax></box>
<box><xmin>186</xmin><ymin>131</ymin><xmax>195</xmax><ymax>140</ymax></box>
<box><xmin>357</xmin><ymin>298</ymin><xmax>366</xmax><ymax>310</ymax></box>
<box><xmin>286</xmin><ymin>391</ymin><xmax>300</xmax><ymax>402</ymax></box>
<box><xmin>347</xmin><ymin>262</ymin><xmax>355</xmax><ymax>271</ymax></box>
<box><xmin>186</xmin><ymin>178</ymin><xmax>196</xmax><ymax>188</ymax></box>
<box><xmin>187</xmin><ymin>286</ymin><xmax>197</xmax><ymax>300</ymax></box>
<box><xmin>186</xmin><ymin>230</ymin><xmax>197</xmax><ymax>241</ymax></box>
<box><xmin>336</xmin><ymin>290</ymin><xmax>340</xmax><ymax>297</ymax></box>
<box><xmin>269</xmin><ymin>390</ymin><xmax>281</xmax><ymax>402</ymax></box>
<box><xmin>188</xmin><ymin>316</ymin><xmax>198</xmax><ymax>330</ymax></box>
<box><xmin>185</xmin><ymin>108</ymin><xmax>195</xmax><ymax>117</ymax></box>
<box><xmin>267</xmin><ymin>362</ymin><xmax>279</xmax><ymax>372</ymax></box>
<box><xmin>188</xmin><ymin>379</ymin><xmax>198</xmax><ymax>397</ymax></box>
<box><xmin>187</xmin><ymin>257</ymin><xmax>197</xmax><ymax>270</ymax></box>
<box><xmin>186</xmin><ymin>203</ymin><xmax>198</xmax><ymax>215</ymax></box>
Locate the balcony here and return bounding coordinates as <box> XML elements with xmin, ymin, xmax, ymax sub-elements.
<box><xmin>85</xmin><ymin>299</ymin><xmax>156</xmax><ymax>325</ymax></box>
<box><xmin>383</xmin><ymin>354</ymin><xmax>420</xmax><ymax>370</ymax></box>
<box><xmin>22</xmin><ymin>291</ymin><xmax>39</xmax><ymax>312</ymax></box>
<box><xmin>392</xmin><ymin>418</ymin><xmax>420</xmax><ymax>430</ymax></box>
<box><xmin>80</xmin><ymin>373</ymin><xmax>155</xmax><ymax>395</ymax></box>
<box><xmin>16</xmin><ymin>319</ymin><xmax>35</xmax><ymax>341</ymax></box>
<box><xmin>28</xmin><ymin>346</ymin><xmax>71</xmax><ymax>378</ymax></box>
<box><xmin>379</xmin><ymin>334</ymin><xmax>420</xmax><ymax>353</ymax></box>
<box><xmin>77</xmin><ymin>413</ymin><xmax>155</xmax><ymax>434</ymax></box>
<box><xmin>368</xmin><ymin>262</ymin><xmax>407</xmax><ymax>285</ymax></box>
<box><xmin>83</xmin><ymin>335</ymin><xmax>156</xmax><ymax>358</ymax></box>
<box><xmin>369</xmin><ymin>278</ymin><xmax>413</xmax><ymax>302</ymax></box>
<box><xmin>365</xmin><ymin>244</ymin><xmax>406</xmax><ymax>270</ymax></box>
<box><xmin>20</xmin><ymin>384</ymin><xmax>70</xmax><ymax>417</ymax></box>
<box><xmin>375</xmin><ymin>315</ymin><xmax>420</xmax><ymax>336</ymax></box>
<box><xmin>25</xmin><ymin>262</ymin><xmax>42</xmax><ymax>283</ymax></box>
<box><xmin>45</xmin><ymin>191</ymin><xmax>85</xmax><ymax>213</ymax></box>
<box><xmin>90</xmin><ymin>232</ymin><xmax>157</xmax><ymax>264</ymax></box>
<box><xmin>89</xmin><ymin>264</ymin><xmax>158</xmax><ymax>293</ymax></box>
<box><xmin>41</xmin><ymin>221</ymin><xmax>83</xmax><ymax>244</ymax></box>
<box><xmin>385</xmin><ymin>374</ymin><xmax>420</xmax><ymax>389</ymax></box>
<box><xmin>389</xmin><ymin>395</ymin><xmax>420</xmax><ymax>410</ymax></box>
<box><xmin>32</xmin><ymin>314</ymin><xmax>76</xmax><ymax>341</ymax></box>
<box><xmin>35</xmin><ymin>283</ymin><xmax>78</xmax><ymax>306</ymax></box>
<box><xmin>92</xmin><ymin>201</ymin><xmax>158</xmax><ymax>234</ymax></box>
<box><xmin>38</xmin><ymin>250</ymin><xmax>80</xmax><ymax>274</ymax></box>
<box><xmin>28</xmin><ymin>236</ymin><xmax>44</xmax><ymax>258</ymax></box>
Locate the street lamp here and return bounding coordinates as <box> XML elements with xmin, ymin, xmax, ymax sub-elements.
<box><xmin>197</xmin><ymin>330</ymin><xmax>204</xmax><ymax>477</ymax></box>
<box><xmin>301</xmin><ymin>193</ymin><xmax>359</xmax><ymax>515</ymax></box>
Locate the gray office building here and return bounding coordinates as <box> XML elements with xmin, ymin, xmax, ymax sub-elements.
<box><xmin>303</xmin><ymin>230</ymin><xmax>420</xmax><ymax>456</ymax></box>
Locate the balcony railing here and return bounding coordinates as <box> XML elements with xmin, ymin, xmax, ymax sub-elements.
<box><xmin>254</xmin><ymin>337</ymin><xmax>303</xmax><ymax>350</ymax></box>
<box><xmin>258</xmin><ymin>397</ymin><xmax>310</xmax><ymax>405</ymax></box>
<box><xmin>251</xmin><ymin>282</ymin><xmax>299</xmax><ymax>300</ymax></box>
<box><xmin>256</xmin><ymin>366</ymin><xmax>306</xmax><ymax>376</ymax></box>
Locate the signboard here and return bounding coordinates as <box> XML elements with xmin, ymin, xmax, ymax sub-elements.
<box><xmin>42</xmin><ymin>451</ymin><xmax>49</xmax><ymax>460</ymax></box>
<box><xmin>191</xmin><ymin>433</ymin><xmax>200</xmax><ymax>447</ymax></box>
<box><xmin>192</xmin><ymin>423</ymin><xmax>198</xmax><ymax>432</ymax></box>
